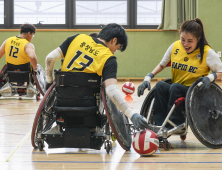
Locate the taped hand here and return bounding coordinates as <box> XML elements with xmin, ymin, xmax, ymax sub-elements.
<box><xmin>131</xmin><ymin>113</ymin><xmax>148</xmax><ymax>130</ymax></box>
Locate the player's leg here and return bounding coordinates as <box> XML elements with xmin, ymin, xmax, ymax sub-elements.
<box><xmin>153</xmin><ymin>81</ymin><xmax>170</xmax><ymax>126</ymax></box>
<box><xmin>168</xmin><ymin>83</ymin><xmax>189</xmax><ymax>125</ymax></box>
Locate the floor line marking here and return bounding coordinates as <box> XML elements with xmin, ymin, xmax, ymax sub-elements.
<box><xmin>0</xmin><ymin>131</ymin><xmax>26</xmax><ymax>135</ymax></box>
<box><xmin>0</xmin><ymin>113</ymin><xmax>35</xmax><ymax>117</ymax></box>
<box><xmin>5</xmin><ymin>129</ymin><xmax>31</xmax><ymax>162</ymax></box>
<box><xmin>27</xmin><ymin>161</ymin><xmax>222</xmax><ymax>163</ymax></box>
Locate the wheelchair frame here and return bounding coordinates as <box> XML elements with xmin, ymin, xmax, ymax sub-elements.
<box><xmin>31</xmin><ymin>82</ymin><xmax>120</xmax><ymax>154</ymax></box>
<box><xmin>140</xmin><ymin>78</ymin><xmax>188</xmax><ymax>150</ymax></box>
<box><xmin>0</xmin><ymin>64</ymin><xmax>45</xmax><ymax>100</ymax></box>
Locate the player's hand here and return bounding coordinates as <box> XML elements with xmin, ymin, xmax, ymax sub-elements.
<box><xmin>197</xmin><ymin>77</ymin><xmax>211</xmax><ymax>90</ymax></box>
<box><xmin>197</xmin><ymin>73</ymin><xmax>217</xmax><ymax>91</ymax></box>
<box><xmin>131</xmin><ymin>113</ymin><xmax>148</xmax><ymax>130</ymax></box>
<box><xmin>137</xmin><ymin>80</ymin><xmax>151</xmax><ymax>97</ymax></box>
<box><xmin>137</xmin><ymin>73</ymin><xmax>154</xmax><ymax>97</ymax></box>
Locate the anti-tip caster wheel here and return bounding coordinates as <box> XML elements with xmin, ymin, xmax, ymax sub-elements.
<box><xmin>36</xmin><ymin>94</ymin><xmax>40</xmax><ymax>101</ymax></box>
<box><xmin>106</xmin><ymin>142</ymin><xmax>112</xmax><ymax>154</ymax></box>
<box><xmin>38</xmin><ymin>141</ymin><xmax>44</xmax><ymax>151</ymax></box>
<box><xmin>180</xmin><ymin>135</ymin><xmax>186</xmax><ymax>141</ymax></box>
<box><xmin>105</xmin><ymin>141</ymin><xmax>112</xmax><ymax>154</ymax></box>
<box><xmin>163</xmin><ymin>142</ymin><xmax>171</xmax><ymax>151</ymax></box>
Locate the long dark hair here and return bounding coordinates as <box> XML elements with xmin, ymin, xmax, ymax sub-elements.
<box><xmin>179</xmin><ymin>18</ymin><xmax>209</xmax><ymax>63</ymax></box>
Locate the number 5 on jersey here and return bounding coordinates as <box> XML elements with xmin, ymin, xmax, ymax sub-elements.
<box><xmin>66</xmin><ymin>50</ymin><xmax>94</xmax><ymax>71</ymax></box>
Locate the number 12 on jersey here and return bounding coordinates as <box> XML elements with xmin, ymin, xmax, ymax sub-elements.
<box><xmin>66</xmin><ymin>50</ymin><xmax>94</xmax><ymax>71</ymax></box>
<box><xmin>9</xmin><ymin>45</ymin><xmax>19</xmax><ymax>58</ymax></box>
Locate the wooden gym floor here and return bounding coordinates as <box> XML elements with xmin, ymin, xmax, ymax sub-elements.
<box><xmin>0</xmin><ymin>81</ymin><xmax>222</xmax><ymax>170</ymax></box>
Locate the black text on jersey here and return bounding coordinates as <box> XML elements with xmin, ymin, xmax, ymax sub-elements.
<box><xmin>172</xmin><ymin>62</ymin><xmax>198</xmax><ymax>73</ymax></box>
<box><xmin>174</xmin><ymin>49</ymin><xmax>179</xmax><ymax>55</ymax></box>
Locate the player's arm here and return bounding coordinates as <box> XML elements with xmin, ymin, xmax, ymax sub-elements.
<box><xmin>151</xmin><ymin>64</ymin><xmax>166</xmax><ymax>76</ymax></box>
<box><xmin>25</xmin><ymin>43</ymin><xmax>37</xmax><ymax>70</ymax></box>
<box><xmin>45</xmin><ymin>35</ymin><xmax>75</xmax><ymax>85</ymax></box>
<box><xmin>0</xmin><ymin>39</ymin><xmax>7</xmax><ymax>59</ymax></box>
<box><xmin>103</xmin><ymin>58</ymin><xmax>148</xmax><ymax>129</ymax></box>
<box><xmin>45</xmin><ymin>47</ymin><xmax>63</xmax><ymax>84</ymax></box>
<box><xmin>104</xmin><ymin>78</ymin><xmax>148</xmax><ymax>130</ymax></box>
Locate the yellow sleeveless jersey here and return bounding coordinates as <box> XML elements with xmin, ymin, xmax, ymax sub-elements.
<box><xmin>5</xmin><ymin>36</ymin><xmax>30</xmax><ymax>65</ymax></box>
<box><xmin>61</xmin><ymin>34</ymin><xmax>113</xmax><ymax>76</ymax></box>
<box><xmin>171</xmin><ymin>40</ymin><xmax>210</xmax><ymax>86</ymax></box>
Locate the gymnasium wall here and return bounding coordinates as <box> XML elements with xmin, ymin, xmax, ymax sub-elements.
<box><xmin>0</xmin><ymin>0</ymin><xmax>221</xmax><ymax>78</ymax></box>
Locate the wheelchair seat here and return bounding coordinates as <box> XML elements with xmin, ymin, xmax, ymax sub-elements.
<box><xmin>31</xmin><ymin>70</ymin><xmax>132</xmax><ymax>153</ymax></box>
<box><xmin>54</xmin><ymin>70</ymin><xmax>102</xmax><ymax>128</ymax></box>
<box><xmin>7</xmin><ymin>63</ymin><xmax>31</xmax><ymax>84</ymax></box>
<box><xmin>0</xmin><ymin>63</ymin><xmax>46</xmax><ymax>99</ymax></box>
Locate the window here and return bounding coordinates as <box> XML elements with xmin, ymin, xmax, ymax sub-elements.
<box><xmin>2</xmin><ymin>0</ymin><xmax>162</xmax><ymax>29</ymax></box>
<box><xmin>14</xmin><ymin>0</ymin><xmax>65</xmax><ymax>25</ymax></box>
<box><xmin>0</xmin><ymin>0</ymin><xmax>4</xmax><ymax>24</ymax></box>
<box><xmin>75</xmin><ymin>0</ymin><xmax>127</xmax><ymax>25</ymax></box>
<box><xmin>137</xmin><ymin>0</ymin><xmax>162</xmax><ymax>25</ymax></box>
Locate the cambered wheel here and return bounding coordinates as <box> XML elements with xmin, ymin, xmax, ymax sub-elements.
<box><xmin>31</xmin><ymin>82</ymin><xmax>56</xmax><ymax>148</ymax></box>
<box><xmin>180</xmin><ymin>135</ymin><xmax>186</xmax><ymax>141</ymax></box>
<box><xmin>163</xmin><ymin>142</ymin><xmax>171</xmax><ymax>151</ymax></box>
<box><xmin>33</xmin><ymin>64</ymin><xmax>46</xmax><ymax>96</ymax></box>
<box><xmin>186</xmin><ymin>81</ymin><xmax>222</xmax><ymax>149</ymax></box>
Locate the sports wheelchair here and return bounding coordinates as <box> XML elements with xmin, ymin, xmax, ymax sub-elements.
<box><xmin>0</xmin><ymin>63</ymin><xmax>46</xmax><ymax>100</ymax></box>
<box><xmin>140</xmin><ymin>78</ymin><xmax>222</xmax><ymax>150</ymax></box>
<box><xmin>31</xmin><ymin>70</ymin><xmax>132</xmax><ymax>153</ymax></box>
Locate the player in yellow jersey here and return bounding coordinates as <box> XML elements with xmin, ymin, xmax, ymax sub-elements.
<box><xmin>45</xmin><ymin>23</ymin><xmax>148</xmax><ymax>130</ymax></box>
<box><xmin>0</xmin><ymin>23</ymin><xmax>37</xmax><ymax>72</ymax></box>
<box><xmin>138</xmin><ymin>18</ymin><xmax>222</xmax><ymax>127</ymax></box>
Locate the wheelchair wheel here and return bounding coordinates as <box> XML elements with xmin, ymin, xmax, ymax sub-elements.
<box><xmin>101</xmin><ymin>84</ymin><xmax>132</xmax><ymax>151</ymax></box>
<box><xmin>31</xmin><ymin>82</ymin><xmax>56</xmax><ymax>148</ymax></box>
<box><xmin>36</xmin><ymin>93</ymin><xmax>40</xmax><ymax>101</ymax></box>
<box><xmin>0</xmin><ymin>64</ymin><xmax>7</xmax><ymax>90</ymax></box>
<box><xmin>105</xmin><ymin>140</ymin><xmax>112</xmax><ymax>154</ymax></box>
<box><xmin>38</xmin><ymin>141</ymin><xmax>44</xmax><ymax>151</ymax></box>
<box><xmin>186</xmin><ymin>81</ymin><xmax>222</xmax><ymax>149</ymax></box>
<box><xmin>163</xmin><ymin>142</ymin><xmax>172</xmax><ymax>151</ymax></box>
<box><xmin>32</xmin><ymin>64</ymin><xmax>46</xmax><ymax>96</ymax></box>
<box><xmin>140</xmin><ymin>78</ymin><xmax>172</xmax><ymax>121</ymax></box>
<box><xmin>180</xmin><ymin>135</ymin><xmax>186</xmax><ymax>141</ymax></box>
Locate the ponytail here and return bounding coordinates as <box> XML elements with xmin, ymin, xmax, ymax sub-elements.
<box><xmin>195</xmin><ymin>18</ymin><xmax>209</xmax><ymax>63</ymax></box>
